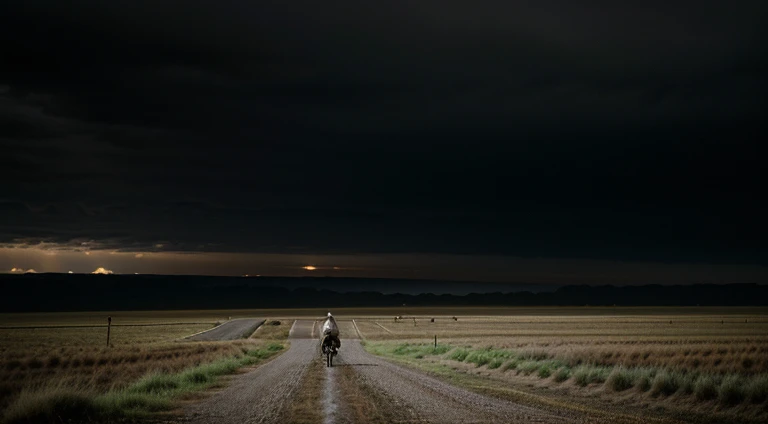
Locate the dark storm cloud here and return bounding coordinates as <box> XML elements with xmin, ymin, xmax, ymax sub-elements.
<box><xmin>1</xmin><ymin>1</ymin><xmax>765</xmax><ymax>268</ymax></box>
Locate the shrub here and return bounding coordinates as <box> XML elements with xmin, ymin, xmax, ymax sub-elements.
<box><xmin>607</xmin><ymin>367</ymin><xmax>634</xmax><ymax>392</ymax></box>
<box><xmin>718</xmin><ymin>374</ymin><xmax>744</xmax><ymax>405</ymax></box>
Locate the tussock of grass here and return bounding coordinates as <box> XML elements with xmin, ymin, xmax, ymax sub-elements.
<box><xmin>464</xmin><ymin>348</ymin><xmax>512</xmax><ymax>367</ymax></box>
<box><xmin>487</xmin><ymin>358</ymin><xmax>505</xmax><ymax>369</ymax></box>
<box><xmin>607</xmin><ymin>367</ymin><xmax>634</xmax><ymax>391</ymax></box>
<box><xmin>502</xmin><ymin>359</ymin><xmax>520</xmax><ymax>372</ymax></box>
<box><xmin>718</xmin><ymin>374</ymin><xmax>744</xmax><ymax>405</ymax></box>
<box><xmin>553</xmin><ymin>367</ymin><xmax>571</xmax><ymax>382</ymax></box>
<box><xmin>365</xmin><ymin>336</ymin><xmax>768</xmax><ymax>411</ymax></box>
<box><xmin>693</xmin><ymin>375</ymin><xmax>718</xmax><ymax>401</ymax></box>
<box><xmin>573</xmin><ymin>365</ymin><xmax>610</xmax><ymax>387</ymax></box>
<box><xmin>538</xmin><ymin>366</ymin><xmax>553</xmax><ymax>378</ymax></box>
<box><xmin>1</xmin><ymin>344</ymin><xmax>284</xmax><ymax>424</ymax></box>
<box><xmin>745</xmin><ymin>375</ymin><xmax>768</xmax><ymax>404</ymax></box>
<box><xmin>517</xmin><ymin>360</ymin><xmax>541</xmax><ymax>375</ymax></box>
<box><xmin>650</xmin><ymin>370</ymin><xmax>679</xmax><ymax>396</ymax></box>
<box><xmin>448</xmin><ymin>348</ymin><xmax>470</xmax><ymax>362</ymax></box>
<box><xmin>635</xmin><ymin>368</ymin><xmax>655</xmax><ymax>392</ymax></box>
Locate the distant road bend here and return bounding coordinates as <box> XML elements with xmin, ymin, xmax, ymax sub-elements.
<box><xmin>186</xmin><ymin>318</ymin><xmax>265</xmax><ymax>341</ymax></box>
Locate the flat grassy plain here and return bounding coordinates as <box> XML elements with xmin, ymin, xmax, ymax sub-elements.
<box><xmin>1</xmin><ymin>307</ymin><xmax>766</xmax><ymax>423</ymax></box>
<box><xmin>355</xmin><ymin>307</ymin><xmax>768</xmax><ymax>424</ymax></box>
<box><xmin>0</xmin><ymin>311</ymin><xmax>292</xmax><ymax>423</ymax></box>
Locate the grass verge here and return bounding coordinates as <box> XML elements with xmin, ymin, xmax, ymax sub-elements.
<box><xmin>365</xmin><ymin>342</ymin><xmax>768</xmax><ymax>412</ymax></box>
<box><xmin>2</xmin><ymin>343</ymin><xmax>284</xmax><ymax>424</ymax></box>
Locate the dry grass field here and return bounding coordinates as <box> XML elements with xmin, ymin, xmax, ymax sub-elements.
<box><xmin>0</xmin><ymin>311</ymin><xmax>292</xmax><ymax>423</ymax></box>
<box><xmin>1</xmin><ymin>307</ymin><xmax>766</xmax><ymax>423</ymax></box>
<box><xmin>356</xmin><ymin>308</ymin><xmax>768</xmax><ymax>423</ymax></box>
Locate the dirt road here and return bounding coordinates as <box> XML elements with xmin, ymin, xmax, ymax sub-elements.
<box><xmin>182</xmin><ymin>320</ymin><xmax>586</xmax><ymax>423</ymax></box>
<box><xmin>187</xmin><ymin>318</ymin><xmax>265</xmax><ymax>341</ymax></box>
<box><xmin>183</xmin><ymin>320</ymin><xmax>316</xmax><ymax>423</ymax></box>
<box><xmin>330</xmin><ymin>340</ymin><xmax>578</xmax><ymax>424</ymax></box>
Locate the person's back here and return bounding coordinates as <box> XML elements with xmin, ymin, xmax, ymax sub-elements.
<box><xmin>321</xmin><ymin>312</ymin><xmax>341</xmax><ymax>352</ymax></box>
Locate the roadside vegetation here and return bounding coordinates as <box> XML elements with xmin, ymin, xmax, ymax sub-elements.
<box><xmin>360</xmin><ymin>311</ymin><xmax>768</xmax><ymax>423</ymax></box>
<box><xmin>367</xmin><ymin>342</ymin><xmax>768</xmax><ymax>407</ymax></box>
<box><xmin>0</xmin><ymin>313</ymin><xmax>289</xmax><ymax>423</ymax></box>
<box><xmin>1</xmin><ymin>343</ymin><xmax>283</xmax><ymax>423</ymax></box>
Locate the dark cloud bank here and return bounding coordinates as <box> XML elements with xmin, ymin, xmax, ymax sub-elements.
<box><xmin>0</xmin><ymin>1</ymin><xmax>765</xmax><ymax>283</ymax></box>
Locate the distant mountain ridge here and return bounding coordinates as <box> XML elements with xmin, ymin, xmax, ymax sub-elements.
<box><xmin>0</xmin><ymin>274</ymin><xmax>765</xmax><ymax>312</ymax></box>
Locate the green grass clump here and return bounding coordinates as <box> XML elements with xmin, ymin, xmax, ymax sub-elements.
<box><xmin>607</xmin><ymin>367</ymin><xmax>635</xmax><ymax>392</ymax></box>
<box><xmin>488</xmin><ymin>358</ymin><xmax>505</xmax><ymax>369</ymax></box>
<box><xmin>1</xmin><ymin>343</ymin><xmax>285</xmax><ymax>424</ymax></box>
<box><xmin>517</xmin><ymin>360</ymin><xmax>541</xmax><ymax>375</ymax></box>
<box><xmin>462</xmin><ymin>348</ymin><xmax>514</xmax><ymax>368</ymax></box>
<box><xmin>538</xmin><ymin>366</ymin><xmax>552</xmax><ymax>378</ymax></box>
<box><xmin>448</xmin><ymin>348</ymin><xmax>470</xmax><ymax>362</ymax></box>
<box><xmin>464</xmin><ymin>351</ymin><xmax>491</xmax><ymax>367</ymax></box>
<box><xmin>553</xmin><ymin>367</ymin><xmax>571</xmax><ymax>382</ymax></box>
<box><xmin>572</xmin><ymin>365</ymin><xmax>610</xmax><ymax>387</ymax></box>
<box><xmin>745</xmin><ymin>375</ymin><xmax>768</xmax><ymax>404</ymax></box>
<box><xmin>503</xmin><ymin>359</ymin><xmax>520</xmax><ymax>372</ymax></box>
<box><xmin>129</xmin><ymin>373</ymin><xmax>181</xmax><ymax>394</ymax></box>
<box><xmin>718</xmin><ymin>374</ymin><xmax>744</xmax><ymax>405</ymax></box>
<box><xmin>693</xmin><ymin>375</ymin><xmax>718</xmax><ymax>401</ymax></box>
<box><xmin>94</xmin><ymin>392</ymin><xmax>170</xmax><ymax>416</ymax></box>
<box><xmin>634</xmin><ymin>369</ymin><xmax>655</xmax><ymax>392</ymax></box>
<box><xmin>650</xmin><ymin>370</ymin><xmax>680</xmax><ymax>397</ymax></box>
<box><xmin>677</xmin><ymin>372</ymin><xmax>697</xmax><ymax>395</ymax></box>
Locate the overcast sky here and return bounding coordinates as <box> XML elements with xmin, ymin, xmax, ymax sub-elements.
<box><xmin>0</xmin><ymin>1</ymin><xmax>765</xmax><ymax>283</ymax></box>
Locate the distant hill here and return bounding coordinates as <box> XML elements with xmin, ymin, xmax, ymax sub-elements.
<box><xmin>0</xmin><ymin>274</ymin><xmax>765</xmax><ymax>312</ymax></box>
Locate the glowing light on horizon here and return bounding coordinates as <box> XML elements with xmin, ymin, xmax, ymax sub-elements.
<box><xmin>91</xmin><ymin>267</ymin><xmax>114</xmax><ymax>274</ymax></box>
<box><xmin>303</xmin><ymin>265</ymin><xmax>317</xmax><ymax>271</ymax></box>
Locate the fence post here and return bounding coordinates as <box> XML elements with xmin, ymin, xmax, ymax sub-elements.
<box><xmin>107</xmin><ymin>316</ymin><xmax>112</xmax><ymax>347</ymax></box>
<box><xmin>434</xmin><ymin>335</ymin><xmax>437</xmax><ymax>348</ymax></box>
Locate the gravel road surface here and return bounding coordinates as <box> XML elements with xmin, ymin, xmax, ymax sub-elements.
<box><xmin>183</xmin><ymin>320</ymin><xmax>582</xmax><ymax>423</ymax></box>
<box><xmin>183</xmin><ymin>320</ymin><xmax>316</xmax><ymax>424</ymax></box>
<box><xmin>187</xmin><ymin>318</ymin><xmax>265</xmax><ymax>341</ymax></box>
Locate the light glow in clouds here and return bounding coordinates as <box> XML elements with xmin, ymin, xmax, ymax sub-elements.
<box><xmin>91</xmin><ymin>267</ymin><xmax>114</xmax><ymax>274</ymax></box>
